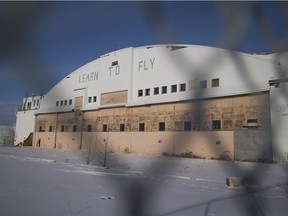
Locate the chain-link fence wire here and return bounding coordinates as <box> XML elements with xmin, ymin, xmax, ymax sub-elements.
<box><xmin>1</xmin><ymin>1</ymin><xmax>288</xmax><ymax>216</ymax></box>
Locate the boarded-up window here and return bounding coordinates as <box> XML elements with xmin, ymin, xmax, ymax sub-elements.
<box><xmin>101</xmin><ymin>90</ymin><xmax>128</xmax><ymax>105</ymax></box>
<box><xmin>189</xmin><ymin>80</ymin><xmax>198</xmax><ymax>90</ymax></box>
<box><xmin>75</xmin><ymin>96</ymin><xmax>83</xmax><ymax>110</ymax></box>
<box><xmin>212</xmin><ymin>78</ymin><xmax>219</xmax><ymax>87</ymax></box>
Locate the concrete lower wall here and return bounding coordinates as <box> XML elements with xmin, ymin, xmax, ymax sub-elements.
<box><xmin>234</xmin><ymin>129</ymin><xmax>272</xmax><ymax>162</ymax></box>
<box><xmin>34</xmin><ymin>131</ymin><xmax>234</xmax><ymax>160</ymax></box>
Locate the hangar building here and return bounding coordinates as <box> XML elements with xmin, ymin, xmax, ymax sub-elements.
<box><xmin>14</xmin><ymin>44</ymin><xmax>288</xmax><ymax>163</ymax></box>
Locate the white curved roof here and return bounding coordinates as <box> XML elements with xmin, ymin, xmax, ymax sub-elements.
<box><xmin>36</xmin><ymin>44</ymin><xmax>280</xmax><ymax>114</ymax></box>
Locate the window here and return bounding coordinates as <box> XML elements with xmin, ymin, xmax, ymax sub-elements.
<box><xmin>159</xmin><ymin>122</ymin><xmax>165</xmax><ymax>131</ymax></box>
<box><xmin>247</xmin><ymin>119</ymin><xmax>258</xmax><ymax>127</ymax></box>
<box><xmin>27</xmin><ymin>102</ymin><xmax>31</xmax><ymax>110</ymax></box>
<box><xmin>88</xmin><ymin>97</ymin><xmax>92</xmax><ymax>103</ymax></box>
<box><xmin>56</xmin><ymin>101</ymin><xmax>59</xmax><ymax>106</ymax></box>
<box><xmin>184</xmin><ymin>121</ymin><xmax>192</xmax><ymax>131</ymax></box>
<box><xmin>73</xmin><ymin>125</ymin><xmax>77</xmax><ymax>132</ymax></box>
<box><xmin>49</xmin><ymin>126</ymin><xmax>52</xmax><ymax>132</ymax></box>
<box><xmin>200</xmin><ymin>80</ymin><xmax>207</xmax><ymax>89</ymax></box>
<box><xmin>145</xmin><ymin>88</ymin><xmax>150</xmax><ymax>96</ymax></box>
<box><xmin>138</xmin><ymin>90</ymin><xmax>143</xmax><ymax>97</ymax></box>
<box><xmin>212</xmin><ymin>78</ymin><xmax>219</xmax><ymax>87</ymax></box>
<box><xmin>189</xmin><ymin>80</ymin><xmax>198</xmax><ymax>90</ymax></box>
<box><xmin>120</xmin><ymin>123</ymin><xmax>125</xmax><ymax>132</ymax></box>
<box><xmin>112</xmin><ymin>61</ymin><xmax>118</xmax><ymax>66</ymax></box>
<box><xmin>64</xmin><ymin>100</ymin><xmax>67</xmax><ymax>105</ymax></box>
<box><xmin>37</xmin><ymin>99</ymin><xmax>40</xmax><ymax>106</ymax></box>
<box><xmin>171</xmin><ymin>84</ymin><xmax>177</xmax><ymax>93</ymax></box>
<box><xmin>212</xmin><ymin>120</ymin><xmax>221</xmax><ymax>130</ymax></box>
<box><xmin>33</xmin><ymin>100</ymin><xmax>36</xmax><ymax>107</ymax></box>
<box><xmin>103</xmin><ymin>124</ymin><xmax>108</xmax><ymax>132</ymax></box>
<box><xmin>87</xmin><ymin>125</ymin><xmax>92</xmax><ymax>132</ymax></box>
<box><xmin>39</xmin><ymin>126</ymin><xmax>42</xmax><ymax>132</ymax></box>
<box><xmin>61</xmin><ymin>125</ymin><xmax>65</xmax><ymax>132</ymax></box>
<box><xmin>69</xmin><ymin>99</ymin><xmax>72</xmax><ymax>105</ymax></box>
<box><xmin>60</xmin><ymin>101</ymin><xmax>63</xmax><ymax>106</ymax></box>
<box><xmin>139</xmin><ymin>123</ymin><xmax>145</xmax><ymax>131</ymax></box>
<box><xmin>180</xmin><ymin>83</ymin><xmax>186</xmax><ymax>92</ymax></box>
<box><xmin>93</xmin><ymin>96</ymin><xmax>97</xmax><ymax>102</ymax></box>
<box><xmin>162</xmin><ymin>86</ymin><xmax>167</xmax><ymax>94</ymax></box>
<box><xmin>154</xmin><ymin>87</ymin><xmax>159</xmax><ymax>95</ymax></box>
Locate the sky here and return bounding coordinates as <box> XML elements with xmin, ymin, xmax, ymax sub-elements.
<box><xmin>0</xmin><ymin>1</ymin><xmax>288</xmax><ymax>125</ymax></box>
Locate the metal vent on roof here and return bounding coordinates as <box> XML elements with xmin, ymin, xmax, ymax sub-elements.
<box><xmin>167</xmin><ymin>46</ymin><xmax>187</xmax><ymax>51</ymax></box>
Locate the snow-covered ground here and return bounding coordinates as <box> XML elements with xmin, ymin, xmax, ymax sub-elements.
<box><xmin>0</xmin><ymin>146</ymin><xmax>287</xmax><ymax>216</ymax></box>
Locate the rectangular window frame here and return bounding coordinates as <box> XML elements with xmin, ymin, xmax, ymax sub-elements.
<box><xmin>120</xmin><ymin>123</ymin><xmax>125</xmax><ymax>132</ymax></box>
<box><xmin>212</xmin><ymin>78</ymin><xmax>220</xmax><ymax>88</ymax></box>
<box><xmin>159</xmin><ymin>122</ymin><xmax>166</xmax><ymax>131</ymax></box>
<box><xmin>103</xmin><ymin>124</ymin><xmax>108</xmax><ymax>132</ymax></box>
<box><xmin>145</xmin><ymin>88</ymin><xmax>150</xmax><ymax>96</ymax></box>
<box><xmin>184</xmin><ymin>121</ymin><xmax>192</xmax><ymax>131</ymax></box>
<box><xmin>162</xmin><ymin>86</ymin><xmax>167</xmax><ymax>94</ymax></box>
<box><xmin>73</xmin><ymin>125</ymin><xmax>77</xmax><ymax>132</ymax></box>
<box><xmin>171</xmin><ymin>84</ymin><xmax>177</xmax><ymax>93</ymax></box>
<box><xmin>87</xmin><ymin>125</ymin><xmax>92</xmax><ymax>132</ymax></box>
<box><xmin>154</xmin><ymin>87</ymin><xmax>159</xmax><ymax>95</ymax></box>
<box><xmin>138</xmin><ymin>89</ymin><xmax>143</xmax><ymax>97</ymax></box>
<box><xmin>180</xmin><ymin>83</ymin><xmax>186</xmax><ymax>92</ymax></box>
<box><xmin>200</xmin><ymin>80</ymin><xmax>207</xmax><ymax>89</ymax></box>
<box><xmin>139</xmin><ymin>123</ymin><xmax>145</xmax><ymax>132</ymax></box>
<box><xmin>212</xmin><ymin>120</ymin><xmax>221</xmax><ymax>130</ymax></box>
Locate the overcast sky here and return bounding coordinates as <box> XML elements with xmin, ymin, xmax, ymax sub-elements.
<box><xmin>0</xmin><ymin>1</ymin><xmax>288</xmax><ymax>125</ymax></box>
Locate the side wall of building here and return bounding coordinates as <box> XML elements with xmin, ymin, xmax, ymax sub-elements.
<box><xmin>33</xmin><ymin>92</ymin><xmax>270</xmax><ymax>160</ymax></box>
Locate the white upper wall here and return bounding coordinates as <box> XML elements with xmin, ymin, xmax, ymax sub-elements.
<box><xmin>36</xmin><ymin>44</ymin><xmax>281</xmax><ymax>113</ymax></box>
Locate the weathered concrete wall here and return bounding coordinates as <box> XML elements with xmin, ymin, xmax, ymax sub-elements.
<box><xmin>34</xmin><ymin>130</ymin><xmax>234</xmax><ymax>160</ymax></box>
<box><xmin>234</xmin><ymin>129</ymin><xmax>272</xmax><ymax>162</ymax></box>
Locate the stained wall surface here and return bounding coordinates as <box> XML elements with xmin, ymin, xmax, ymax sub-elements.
<box><xmin>34</xmin><ymin>92</ymin><xmax>270</xmax><ymax>160</ymax></box>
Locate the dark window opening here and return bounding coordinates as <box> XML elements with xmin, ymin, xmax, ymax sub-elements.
<box><xmin>180</xmin><ymin>83</ymin><xmax>186</xmax><ymax>92</ymax></box>
<box><xmin>171</xmin><ymin>84</ymin><xmax>177</xmax><ymax>93</ymax></box>
<box><xmin>49</xmin><ymin>126</ymin><xmax>53</xmax><ymax>132</ymax></box>
<box><xmin>145</xmin><ymin>88</ymin><xmax>150</xmax><ymax>96</ymax></box>
<box><xmin>39</xmin><ymin>126</ymin><xmax>42</xmax><ymax>132</ymax></box>
<box><xmin>138</xmin><ymin>90</ymin><xmax>143</xmax><ymax>97</ymax></box>
<box><xmin>103</xmin><ymin>124</ymin><xmax>108</xmax><ymax>132</ymax></box>
<box><xmin>64</xmin><ymin>100</ymin><xmax>67</xmax><ymax>105</ymax></box>
<box><xmin>87</xmin><ymin>125</ymin><xmax>92</xmax><ymax>132</ymax></box>
<box><xmin>93</xmin><ymin>96</ymin><xmax>97</xmax><ymax>102</ymax></box>
<box><xmin>88</xmin><ymin>97</ymin><xmax>92</xmax><ymax>103</ymax></box>
<box><xmin>154</xmin><ymin>87</ymin><xmax>159</xmax><ymax>95</ymax></box>
<box><xmin>247</xmin><ymin>119</ymin><xmax>258</xmax><ymax>128</ymax></box>
<box><xmin>112</xmin><ymin>61</ymin><xmax>118</xmax><ymax>66</ymax></box>
<box><xmin>60</xmin><ymin>101</ymin><xmax>63</xmax><ymax>106</ymax></box>
<box><xmin>56</xmin><ymin>101</ymin><xmax>59</xmax><ymax>106</ymax></box>
<box><xmin>212</xmin><ymin>120</ymin><xmax>221</xmax><ymax>130</ymax></box>
<box><xmin>184</xmin><ymin>121</ymin><xmax>192</xmax><ymax>131</ymax></box>
<box><xmin>73</xmin><ymin>125</ymin><xmax>77</xmax><ymax>132</ymax></box>
<box><xmin>162</xmin><ymin>86</ymin><xmax>167</xmax><ymax>94</ymax></box>
<box><xmin>61</xmin><ymin>125</ymin><xmax>65</xmax><ymax>132</ymax></box>
<box><xmin>139</xmin><ymin>123</ymin><xmax>145</xmax><ymax>132</ymax></box>
<box><xmin>159</xmin><ymin>122</ymin><xmax>165</xmax><ymax>131</ymax></box>
<box><xmin>69</xmin><ymin>99</ymin><xmax>72</xmax><ymax>105</ymax></box>
<box><xmin>120</xmin><ymin>123</ymin><xmax>125</xmax><ymax>132</ymax></box>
